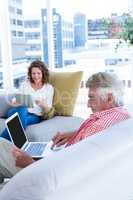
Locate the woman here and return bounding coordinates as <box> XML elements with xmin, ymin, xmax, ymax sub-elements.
<box><xmin>1</xmin><ymin>60</ymin><xmax>54</xmax><ymax>141</ymax></box>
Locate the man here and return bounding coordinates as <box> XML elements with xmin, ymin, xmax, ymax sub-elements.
<box><xmin>0</xmin><ymin>72</ymin><xmax>131</xmax><ymax>177</ymax></box>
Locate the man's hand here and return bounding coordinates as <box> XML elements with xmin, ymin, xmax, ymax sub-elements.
<box><xmin>12</xmin><ymin>146</ymin><xmax>35</xmax><ymax>168</ymax></box>
<box><xmin>52</xmin><ymin>132</ymin><xmax>75</xmax><ymax>148</ymax></box>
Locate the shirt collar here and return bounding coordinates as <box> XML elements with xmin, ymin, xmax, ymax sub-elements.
<box><xmin>90</xmin><ymin>107</ymin><xmax>124</xmax><ymax>119</ymax></box>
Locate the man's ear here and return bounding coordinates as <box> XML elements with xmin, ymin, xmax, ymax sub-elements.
<box><xmin>107</xmin><ymin>93</ymin><xmax>114</xmax><ymax>104</ymax></box>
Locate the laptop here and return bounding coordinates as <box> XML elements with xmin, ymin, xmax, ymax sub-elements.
<box><xmin>5</xmin><ymin>112</ymin><xmax>52</xmax><ymax>158</ymax></box>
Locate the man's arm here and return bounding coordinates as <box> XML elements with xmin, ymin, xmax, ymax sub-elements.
<box><xmin>12</xmin><ymin>147</ymin><xmax>35</xmax><ymax>168</ymax></box>
<box><xmin>0</xmin><ymin>138</ymin><xmax>21</xmax><ymax>178</ymax></box>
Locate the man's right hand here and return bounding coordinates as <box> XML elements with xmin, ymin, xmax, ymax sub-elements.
<box><xmin>52</xmin><ymin>131</ymin><xmax>75</xmax><ymax>148</ymax></box>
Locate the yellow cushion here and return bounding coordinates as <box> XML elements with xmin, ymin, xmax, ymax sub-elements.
<box><xmin>49</xmin><ymin>71</ymin><xmax>83</xmax><ymax>116</ymax></box>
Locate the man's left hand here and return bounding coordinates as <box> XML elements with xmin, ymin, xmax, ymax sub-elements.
<box><xmin>12</xmin><ymin>146</ymin><xmax>35</xmax><ymax>168</ymax></box>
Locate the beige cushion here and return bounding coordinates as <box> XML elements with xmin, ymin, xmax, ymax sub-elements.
<box><xmin>49</xmin><ymin>71</ymin><xmax>83</xmax><ymax>116</ymax></box>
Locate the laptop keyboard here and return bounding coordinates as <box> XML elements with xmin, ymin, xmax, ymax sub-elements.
<box><xmin>26</xmin><ymin>143</ymin><xmax>47</xmax><ymax>156</ymax></box>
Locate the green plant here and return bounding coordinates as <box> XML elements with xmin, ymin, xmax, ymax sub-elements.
<box><xmin>120</xmin><ymin>17</ymin><xmax>133</xmax><ymax>45</ymax></box>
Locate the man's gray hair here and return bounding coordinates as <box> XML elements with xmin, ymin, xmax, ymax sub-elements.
<box><xmin>86</xmin><ymin>72</ymin><xmax>124</xmax><ymax>106</ymax></box>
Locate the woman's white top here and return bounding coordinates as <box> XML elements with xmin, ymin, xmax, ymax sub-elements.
<box><xmin>19</xmin><ymin>81</ymin><xmax>54</xmax><ymax>116</ymax></box>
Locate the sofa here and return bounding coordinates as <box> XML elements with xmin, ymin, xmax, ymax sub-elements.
<box><xmin>0</xmin><ymin>118</ymin><xmax>133</xmax><ymax>199</ymax></box>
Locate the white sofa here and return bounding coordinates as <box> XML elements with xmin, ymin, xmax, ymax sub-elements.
<box><xmin>0</xmin><ymin>118</ymin><xmax>133</xmax><ymax>200</ymax></box>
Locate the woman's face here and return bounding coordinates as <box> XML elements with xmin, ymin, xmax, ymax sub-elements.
<box><xmin>31</xmin><ymin>67</ymin><xmax>43</xmax><ymax>84</ymax></box>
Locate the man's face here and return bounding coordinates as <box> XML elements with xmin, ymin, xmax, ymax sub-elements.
<box><xmin>87</xmin><ymin>87</ymin><xmax>113</xmax><ymax>113</ymax></box>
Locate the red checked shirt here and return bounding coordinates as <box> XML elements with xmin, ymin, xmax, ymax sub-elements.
<box><xmin>66</xmin><ymin>107</ymin><xmax>130</xmax><ymax>147</ymax></box>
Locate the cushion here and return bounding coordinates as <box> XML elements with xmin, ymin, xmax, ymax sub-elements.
<box><xmin>49</xmin><ymin>71</ymin><xmax>83</xmax><ymax>116</ymax></box>
<box><xmin>0</xmin><ymin>94</ymin><xmax>13</xmax><ymax>118</ymax></box>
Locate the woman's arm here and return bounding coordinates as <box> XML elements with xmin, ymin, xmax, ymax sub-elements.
<box><xmin>36</xmin><ymin>84</ymin><xmax>54</xmax><ymax>113</ymax></box>
<box><xmin>35</xmin><ymin>100</ymin><xmax>51</xmax><ymax>113</ymax></box>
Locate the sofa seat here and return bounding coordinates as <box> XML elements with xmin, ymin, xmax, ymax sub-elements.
<box><xmin>0</xmin><ymin>116</ymin><xmax>84</xmax><ymax>142</ymax></box>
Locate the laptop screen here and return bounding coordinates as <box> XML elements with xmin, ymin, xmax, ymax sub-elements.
<box><xmin>6</xmin><ymin>114</ymin><xmax>27</xmax><ymax>148</ymax></box>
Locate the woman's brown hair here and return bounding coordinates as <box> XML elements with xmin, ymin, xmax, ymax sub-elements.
<box><xmin>28</xmin><ymin>60</ymin><xmax>49</xmax><ymax>84</ymax></box>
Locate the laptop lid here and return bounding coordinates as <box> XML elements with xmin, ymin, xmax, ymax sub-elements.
<box><xmin>5</xmin><ymin>112</ymin><xmax>27</xmax><ymax>148</ymax></box>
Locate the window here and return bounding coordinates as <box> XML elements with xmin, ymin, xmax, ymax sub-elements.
<box><xmin>17</xmin><ymin>8</ymin><xmax>22</xmax><ymax>15</ymax></box>
<box><xmin>12</xmin><ymin>30</ymin><xmax>16</xmax><ymax>37</ymax></box>
<box><xmin>0</xmin><ymin>0</ymin><xmax>132</xmax><ymax>117</ymax></box>
<box><xmin>16</xmin><ymin>0</ymin><xmax>22</xmax><ymax>3</ymax></box>
<box><xmin>17</xmin><ymin>31</ymin><xmax>23</xmax><ymax>37</ymax></box>
<box><xmin>24</xmin><ymin>20</ymin><xmax>40</xmax><ymax>28</ymax></box>
<box><xmin>17</xmin><ymin>20</ymin><xmax>23</xmax><ymax>26</ymax></box>
<box><xmin>10</xmin><ymin>19</ymin><xmax>16</xmax><ymax>25</ymax></box>
<box><xmin>128</xmin><ymin>80</ymin><xmax>131</xmax><ymax>88</ymax></box>
<box><xmin>25</xmin><ymin>32</ymin><xmax>40</xmax><ymax>40</ymax></box>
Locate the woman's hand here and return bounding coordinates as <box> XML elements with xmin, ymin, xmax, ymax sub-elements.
<box><xmin>35</xmin><ymin>100</ymin><xmax>46</xmax><ymax>108</ymax></box>
<box><xmin>12</xmin><ymin>146</ymin><xmax>35</xmax><ymax>168</ymax></box>
<box><xmin>35</xmin><ymin>100</ymin><xmax>50</xmax><ymax>113</ymax></box>
<box><xmin>52</xmin><ymin>131</ymin><xmax>75</xmax><ymax>148</ymax></box>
